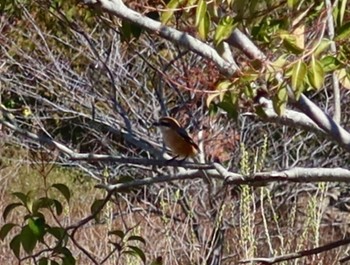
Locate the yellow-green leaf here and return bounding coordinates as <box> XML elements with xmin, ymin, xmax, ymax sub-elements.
<box><xmin>336</xmin><ymin>68</ymin><xmax>350</xmax><ymax>89</ymax></box>
<box><xmin>217</xmin><ymin>80</ymin><xmax>234</xmax><ymax>101</ymax></box>
<box><xmin>335</xmin><ymin>21</ymin><xmax>350</xmax><ymax>41</ymax></box>
<box><xmin>273</xmin><ymin>85</ymin><xmax>288</xmax><ymax>116</ymax></box>
<box><xmin>206</xmin><ymin>93</ymin><xmax>220</xmax><ymax>107</ymax></box>
<box><xmin>308</xmin><ymin>56</ymin><xmax>325</xmax><ymax>90</ymax></box>
<box><xmin>280</xmin><ymin>32</ymin><xmax>304</xmax><ymax>54</ymax></box>
<box><xmin>292</xmin><ymin>24</ymin><xmax>305</xmax><ymax>49</ymax></box>
<box><xmin>270</xmin><ymin>54</ymin><xmax>288</xmax><ymax>70</ymax></box>
<box><xmin>288</xmin><ymin>0</ymin><xmax>299</xmax><ymax>9</ymax></box>
<box><xmin>195</xmin><ymin>0</ymin><xmax>207</xmax><ymax>27</ymax></box>
<box><xmin>320</xmin><ymin>55</ymin><xmax>343</xmax><ymax>72</ymax></box>
<box><xmin>314</xmin><ymin>38</ymin><xmax>333</xmax><ymax>57</ymax></box>
<box><xmin>195</xmin><ymin>0</ymin><xmax>210</xmax><ymax>40</ymax></box>
<box><xmin>207</xmin><ymin>80</ymin><xmax>235</xmax><ymax>107</ymax></box>
<box><xmin>214</xmin><ymin>16</ymin><xmax>237</xmax><ymax>46</ymax></box>
<box><xmin>338</xmin><ymin>0</ymin><xmax>347</xmax><ymax>26</ymax></box>
<box><xmin>291</xmin><ymin>60</ymin><xmax>307</xmax><ymax>98</ymax></box>
<box><xmin>198</xmin><ymin>12</ymin><xmax>210</xmax><ymax>40</ymax></box>
<box><xmin>161</xmin><ymin>0</ymin><xmax>180</xmax><ymax>24</ymax></box>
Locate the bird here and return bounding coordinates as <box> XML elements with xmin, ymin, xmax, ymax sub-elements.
<box><xmin>153</xmin><ymin>116</ymin><xmax>199</xmax><ymax>160</ymax></box>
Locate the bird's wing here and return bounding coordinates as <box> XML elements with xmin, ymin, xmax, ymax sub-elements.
<box><xmin>178</xmin><ymin>127</ymin><xmax>199</xmax><ymax>151</ymax></box>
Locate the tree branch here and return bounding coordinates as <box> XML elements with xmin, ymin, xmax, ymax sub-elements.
<box><xmin>240</xmin><ymin>236</ymin><xmax>350</xmax><ymax>264</ymax></box>
<box><xmin>82</xmin><ymin>0</ymin><xmax>237</xmax><ymax>76</ymax></box>
<box><xmin>325</xmin><ymin>0</ymin><xmax>341</xmax><ymax>123</ymax></box>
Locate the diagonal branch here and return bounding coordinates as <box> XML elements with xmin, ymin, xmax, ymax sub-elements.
<box><xmin>82</xmin><ymin>0</ymin><xmax>237</xmax><ymax>76</ymax></box>
<box><xmin>240</xmin><ymin>236</ymin><xmax>350</xmax><ymax>264</ymax></box>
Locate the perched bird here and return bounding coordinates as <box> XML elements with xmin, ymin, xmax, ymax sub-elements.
<box><xmin>153</xmin><ymin>116</ymin><xmax>199</xmax><ymax>160</ymax></box>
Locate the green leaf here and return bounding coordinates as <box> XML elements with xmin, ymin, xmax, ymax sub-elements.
<box><xmin>57</xmin><ymin>247</ymin><xmax>76</xmax><ymax>265</ymax></box>
<box><xmin>320</xmin><ymin>55</ymin><xmax>343</xmax><ymax>72</ymax></box>
<box><xmin>161</xmin><ymin>0</ymin><xmax>180</xmax><ymax>24</ymax></box>
<box><xmin>52</xmin><ymin>183</ymin><xmax>71</xmax><ymax>203</ymax></box>
<box><xmin>214</xmin><ymin>16</ymin><xmax>237</xmax><ymax>46</ymax></box>
<box><xmin>270</xmin><ymin>54</ymin><xmax>288</xmax><ymax>69</ymax></box>
<box><xmin>90</xmin><ymin>199</ymin><xmax>105</xmax><ymax>218</ymax></box>
<box><xmin>128</xmin><ymin>235</ymin><xmax>146</xmax><ymax>244</ymax></box>
<box><xmin>291</xmin><ymin>60</ymin><xmax>307</xmax><ymax>98</ymax></box>
<box><xmin>117</xmin><ymin>176</ymin><xmax>134</xmax><ymax>183</ymax></box>
<box><xmin>52</xmin><ymin>199</ymin><xmax>63</xmax><ymax>216</ymax></box>
<box><xmin>61</xmin><ymin>250</ymin><xmax>76</xmax><ymax>265</ymax></box>
<box><xmin>27</xmin><ymin>219</ymin><xmax>40</xmax><ymax>237</ymax></box>
<box><xmin>314</xmin><ymin>38</ymin><xmax>333</xmax><ymax>57</ymax></box>
<box><xmin>28</xmin><ymin>217</ymin><xmax>45</xmax><ymax>239</ymax></box>
<box><xmin>206</xmin><ymin>92</ymin><xmax>220</xmax><ymax>107</ymax></box>
<box><xmin>195</xmin><ymin>0</ymin><xmax>206</xmax><ymax>26</ymax></box>
<box><xmin>196</xmin><ymin>0</ymin><xmax>209</xmax><ymax>40</ymax></box>
<box><xmin>280</xmin><ymin>32</ymin><xmax>304</xmax><ymax>54</ymax></box>
<box><xmin>338</xmin><ymin>0</ymin><xmax>347</xmax><ymax>25</ymax></box>
<box><xmin>198</xmin><ymin>12</ymin><xmax>210</xmax><ymax>40</ymax></box>
<box><xmin>3</xmin><ymin>203</ymin><xmax>23</xmax><ymax>221</ymax></box>
<box><xmin>127</xmin><ymin>245</ymin><xmax>146</xmax><ymax>263</ymax></box>
<box><xmin>12</xmin><ymin>192</ymin><xmax>28</xmax><ymax>205</ymax></box>
<box><xmin>120</xmin><ymin>21</ymin><xmax>143</xmax><ymax>42</ymax></box>
<box><xmin>38</xmin><ymin>257</ymin><xmax>49</xmax><ymax>265</ymax></box>
<box><xmin>308</xmin><ymin>56</ymin><xmax>324</xmax><ymax>89</ymax></box>
<box><xmin>273</xmin><ymin>85</ymin><xmax>288</xmax><ymax>116</ymax></box>
<box><xmin>47</xmin><ymin>227</ymin><xmax>68</xmax><ymax>246</ymax></box>
<box><xmin>10</xmin><ymin>234</ymin><xmax>22</xmax><ymax>258</ymax></box>
<box><xmin>66</xmin><ymin>7</ymin><xmax>76</xmax><ymax>23</ymax></box>
<box><xmin>335</xmin><ymin>21</ymin><xmax>350</xmax><ymax>41</ymax></box>
<box><xmin>217</xmin><ymin>80</ymin><xmax>235</xmax><ymax>101</ymax></box>
<box><xmin>287</xmin><ymin>0</ymin><xmax>299</xmax><ymax>9</ymax></box>
<box><xmin>0</xmin><ymin>223</ymin><xmax>17</xmax><ymax>241</ymax></box>
<box><xmin>109</xmin><ymin>230</ymin><xmax>125</xmax><ymax>239</ymax></box>
<box><xmin>336</xmin><ymin>68</ymin><xmax>350</xmax><ymax>89</ymax></box>
<box><xmin>32</xmin><ymin>197</ymin><xmax>54</xmax><ymax>214</ymax></box>
<box><xmin>21</xmin><ymin>225</ymin><xmax>37</xmax><ymax>254</ymax></box>
<box><xmin>216</xmin><ymin>93</ymin><xmax>239</xmax><ymax>120</ymax></box>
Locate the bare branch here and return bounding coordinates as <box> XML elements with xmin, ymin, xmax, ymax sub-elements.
<box><xmin>228</xmin><ymin>28</ymin><xmax>350</xmax><ymax>152</ymax></box>
<box><xmin>325</xmin><ymin>0</ymin><xmax>341</xmax><ymax>123</ymax></box>
<box><xmin>240</xmin><ymin>236</ymin><xmax>350</xmax><ymax>264</ymax></box>
<box><xmin>257</xmin><ymin>96</ymin><xmax>324</xmax><ymax>134</ymax></box>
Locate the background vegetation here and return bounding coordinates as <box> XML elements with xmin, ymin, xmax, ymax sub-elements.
<box><xmin>1</xmin><ymin>0</ymin><xmax>350</xmax><ymax>264</ymax></box>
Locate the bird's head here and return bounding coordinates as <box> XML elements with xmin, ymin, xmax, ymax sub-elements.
<box><xmin>153</xmin><ymin>116</ymin><xmax>181</xmax><ymax>130</ymax></box>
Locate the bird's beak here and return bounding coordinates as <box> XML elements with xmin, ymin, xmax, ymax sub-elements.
<box><xmin>153</xmin><ymin>121</ymin><xmax>160</xmax><ymax>127</ymax></box>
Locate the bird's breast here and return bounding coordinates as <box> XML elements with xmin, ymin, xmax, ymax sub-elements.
<box><xmin>160</xmin><ymin>127</ymin><xmax>197</xmax><ymax>157</ymax></box>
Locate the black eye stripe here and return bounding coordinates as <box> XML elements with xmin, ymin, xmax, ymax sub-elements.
<box><xmin>159</xmin><ymin>121</ymin><xmax>171</xmax><ymax>127</ymax></box>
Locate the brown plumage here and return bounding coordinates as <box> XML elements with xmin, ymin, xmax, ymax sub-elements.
<box><xmin>153</xmin><ymin>116</ymin><xmax>199</xmax><ymax>158</ymax></box>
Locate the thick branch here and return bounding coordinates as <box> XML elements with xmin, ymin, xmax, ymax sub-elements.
<box><xmin>230</xmin><ymin>30</ymin><xmax>350</xmax><ymax>152</ymax></box>
<box><xmin>98</xmin><ymin>166</ymin><xmax>350</xmax><ymax>191</ymax></box>
<box><xmin>257</xmin><ymin>96</ymin><xmax>324</xmax><ymax>135</ymax></box>
<box><xmin>82</xmin><ymin>0</ymin><xmax>236</xmax><ymax>76</ymax></box>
